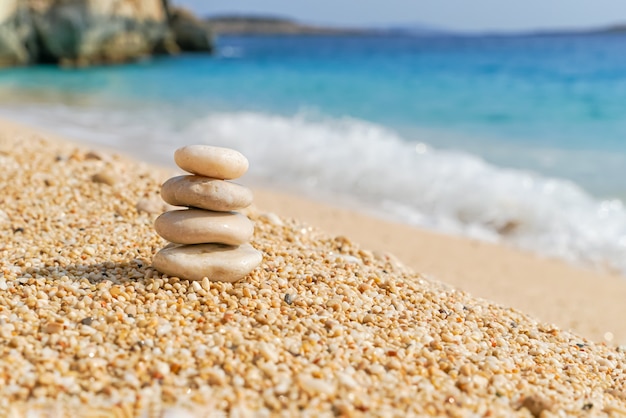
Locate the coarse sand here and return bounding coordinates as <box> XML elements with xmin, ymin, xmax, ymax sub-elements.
<box><xmin>1</xmin><ymin>128</ymin><xmax>626</xmax><ymax>416</ymax></box>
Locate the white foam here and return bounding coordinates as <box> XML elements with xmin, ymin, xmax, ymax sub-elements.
<box><xmin>185</xmin><ymin>111</ymin><xmax>626</xmax><ymax>273</ymax></box>
<box><xmin>3</xmin><ymin>105</ymin><xmax>626</xmax><ymax>274</ymax></box>
<box><xmin>218</xmin><ymin>46</ymin><xmax>244</xmax><ymax>59</ymax></box>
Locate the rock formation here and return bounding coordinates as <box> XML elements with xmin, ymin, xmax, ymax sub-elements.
<box><xmin>168</xmin><ymin>6</ymin><xmax>213</xmax><ymax>53</ymax></box>
<box><xmin>0</xmin><ymin>0</ymin><xmax>36</xmax><ymax>66</ymax></box>
<box><xmin>0</xmin><ymin>0</ymin><xmax>213</xmax><ymax>67</ymax></box>
<box><xmin>152</xmin><ymin>145</ymin><xmax>263</xmax><ymax>282</ymax></box>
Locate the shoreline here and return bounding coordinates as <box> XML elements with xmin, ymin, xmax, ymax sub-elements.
<box><xmin>3</xmin><ymin>117</ymin><xmax>626</xmax><ymax>345</ymax></box>
<box><xmin>254</xmin><ymin>188</ymin><xmax>626</xmax><ymax>345</ymax></box>
<box><xmin>4</xmin><ymin>102</ymin><xmax>626</xmax><ymax>277</ymax></box>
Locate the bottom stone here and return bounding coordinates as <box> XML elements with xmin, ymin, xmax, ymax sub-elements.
<box><xmin>152</xmin><ymin>243</ymin><xmax>263</xmax><ymax>282</ymax></box>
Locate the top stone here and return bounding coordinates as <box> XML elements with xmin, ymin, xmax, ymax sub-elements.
<box><xmin>174</xmin><ymin>145</ymin><xmax>249</xmax><ymax>180</ymax></box>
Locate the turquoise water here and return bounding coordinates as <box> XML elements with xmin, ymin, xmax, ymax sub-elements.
<box><xmin>2</xmin><ymin>33</ymin><xmax>626</xmax><ymax>272</ymax></box>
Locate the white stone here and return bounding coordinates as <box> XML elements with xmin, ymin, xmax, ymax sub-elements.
<box><xmin>161</xmin><ymin>175</ymin><xmax>253</xmax><ymax>211</ymax></box>
<box><xmin>91</xmin><ymin>169</ymin><xmax>118</xmax><ymax>186</ymax></box>
<box><xmin>174</xmin><ymin>145</ymin><xmax>249</xmax><ymax>180</ymax></box>
<box><xmin>135</xmin><ymin>197</ymin><xmax>176</xmax><ymax>214</ymax></box>
<box><xmin>152</xmin><ymin>243</ymin><xmax>263</xmax><ymax>282</ymax></box>
<box><xmin>154</xmin><ymin>209</ymin><xmax>254</xmax><ymax>245</ymax></box>
<box><xmin>259</xmin><ymin>212</ymin><xmax>283</xmax><ymax>226</ymax></box>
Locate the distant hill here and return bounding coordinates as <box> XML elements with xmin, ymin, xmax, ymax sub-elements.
<box><xmin>205</xmin><ymin>15</ymin><xmax>370</xmax><ymax>35</ymax></box>
<box><xmin>523</xmin><ymin>24</ymin><xmax>626</xmax><ymax>37</ymax></box>
<box><xmin>205</xmin><ymin>15</ymin><xmax>626</xmax><ymax>38</ymax></box>
<box><xmin>597</xmin><ymin>24</ymin><xmax>626</xmax><ymax>33</ymax></box>
<box><xmin>374</xmin><ymin>23</ymin><xmax>451</xmax><ymax>36</ymax></box>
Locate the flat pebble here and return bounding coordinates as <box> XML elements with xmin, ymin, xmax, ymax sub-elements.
<box><xmin>43</xmin><ymin>321</ymin><xmax>64</xmax><ymax>334</ymax></box>
<box><xmin>174</xmin><ymin>145</ymin><xmax>248</xmax><ymax>180</ymax></box>
<box><xmin>155</xmin><ymin>209</ymin><xmax>254</xmax><ymax>245</ymax></box>
<box><xmin>161</xmin><ymin>175</ymin><xmax>253</xmax><ymax>211</ymax></box>
<box><xmin>135</xmin><ymin>197</ymin><xmax>173</xmax><ymax>214</ymax></box>
<box><xmin>85</xmin><ymin>150</ymin><xmax>109</xmax><ymax>161</ymax></box>
<box><xmin>91</xmin><ymin>169</ymin><xmax>118</xmax><ymax>186</ymax></box>
<box><xmin>152</xmin><ymin>243</ymin><xmax>262</xmax><ymax>282</ymax></box>
<box><xmin>259</xmin><ymin>212</ymin><xmax>283</xmax><ymax>226</ymax></box>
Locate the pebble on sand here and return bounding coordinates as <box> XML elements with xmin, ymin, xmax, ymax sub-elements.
<box><xmin>161</xmin><ymin>175</ymin><xmax>253</xmax><ymax>212</ymax></box>
<box><xmin>174</xmin><ymin>145</ymin><xmax>249</xmax><ymax>180</ymax></box>
<box><xmin>152</xmin><ymin>243</ymin><xmax>263</xmax><ymax>282</ymax></box>
<box><xmin>154</xmin><ymin>209</ymin><xmax>254</xmax><ymax>246</ymax></box>
<box><xmin>91</xmin><ymin>169</ymin><xmax>118</xmax><ymax>186</ymax></box>
<box><xmin>135</xmin><ymin>197</ymin><xmax>175</xmax><ymax>214</ymax></box>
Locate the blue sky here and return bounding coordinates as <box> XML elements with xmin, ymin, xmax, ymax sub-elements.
<box><xmin>174</xmin><ymin>0</ymin><xmax>626</xmax><ymax>32</ymax></box>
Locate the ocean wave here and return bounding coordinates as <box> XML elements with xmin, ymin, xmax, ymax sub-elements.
<box><xmin>218</xmin><ymin>46</ymin><xmax>244</xmax><ymax>59</ymax></box>
<box><xmin>3</xmin><ymin>105</ymin><xmax>626</xmax><ymax>274</ymax></box>
<box><xmin>185</xmin><ymin>111</ymin><xmax>626</xmax><ymax>273</ymax></box>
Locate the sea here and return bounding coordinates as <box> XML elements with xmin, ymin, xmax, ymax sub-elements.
<box><xmin>1</xmin><ymin>32</ymin><xmax>626</xmax><ymax>273</ymax></box>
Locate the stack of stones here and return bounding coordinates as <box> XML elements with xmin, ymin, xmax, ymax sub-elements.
<box><xmin>152</xmin><ymin>145</ymin><xmax>263</xmax><ymax>282</ymax></box>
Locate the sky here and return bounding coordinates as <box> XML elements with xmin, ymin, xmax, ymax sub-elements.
<box><xmin>174</xmin><ymin>0</ymin><xmax>626</xmax><ymax>32</ymax></box>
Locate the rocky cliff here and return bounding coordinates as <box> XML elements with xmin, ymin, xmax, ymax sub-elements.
<box><xmin>169</xmin><ymin>7</ymin><xmax>213</xmax><ymax>52</ymax></box>
<box><xmin>0</xmin><ymin>0</ymin><xmax>36</xmax><ymax>66</ymax></box>
<box><xmin>0</xmin><ymin>0</ymin><xmax>212</xmax><ymax>67</ymax></box>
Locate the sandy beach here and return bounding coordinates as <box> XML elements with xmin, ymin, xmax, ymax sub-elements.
<box><xmin>255</xmin><ymin>189</ymin><xmax>626</xmax><ymax>346</ymax></box>
<box><xmin>2</xmin><ymin>119</ymin><xmax>626</xmax><ymax>416</ymax></box>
